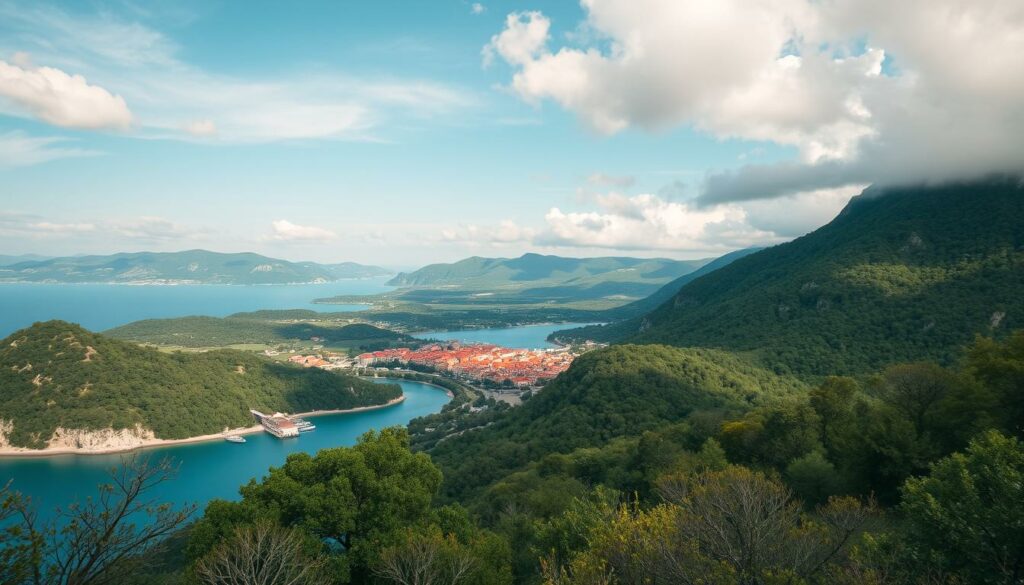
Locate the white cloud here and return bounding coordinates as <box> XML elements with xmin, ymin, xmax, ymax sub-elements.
<box><xmin>538</xmin><ymin>193</ymin><xmax>775</xmax><ymax>253</ymax></box>
<box><xmin>269</xmin><ymin>220</ymin><xmax>337</xmax><ymax>242</ymax></box>
<box><xmin>0</xmin><ymin>131</ymin><xmax>100</xmax><ymax>167</ymax></box>
<box><xmin>471</xmin><ymin>3</ymin><xmax>486</xmax><ymax>15</ymax></box>
<box><xmin>483</xmin><ymin>11</ymin><xmax>550</xmax><ymax>67</ymax></box>
<box><xmin>0</xmin><ymin>59</ymin><xmax>133</xmax><ymax>130</ymax></box>
<box><xmin>0</xmin><ymin>5</ymin><xmax>474</xmax><ymax>142</ymax></box>
<box><xmin>487</xmin><ymin>0</ymin><xmax>1024</xmax><ymax>201</ymax></box>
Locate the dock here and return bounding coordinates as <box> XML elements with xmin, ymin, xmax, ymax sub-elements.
<box><xmin>250</xmin><ymin>410</ymin><xmax>300</xmax><ymax>438</ymax></box>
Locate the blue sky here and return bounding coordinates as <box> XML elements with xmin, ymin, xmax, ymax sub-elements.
<box><xmin>1</xmin><ymin>0</ymin><xmax>1019</xmax><ymax>266</ymax></box>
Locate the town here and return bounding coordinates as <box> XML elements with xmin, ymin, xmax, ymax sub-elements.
<box><xmin>278</xmin><ymin>341</ymin><xmax>580</xmax><ymax>391</ymax></box>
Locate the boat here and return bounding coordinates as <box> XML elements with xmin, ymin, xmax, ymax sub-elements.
<box><xmin>224</xmin><ymin>435</ymin><xmax>246</xmax><ymax>443</ymax></box>
<box><xmin>298</xmin><ymin>424</ymin><xmax>316</xmax><ymax>432</ymax></box>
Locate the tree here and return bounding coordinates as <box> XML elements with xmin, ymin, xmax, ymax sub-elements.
<box><xmin>0</xmin><ymin>456</ymin><xmax>193</xmax><ymax>585</ymax></box>
<box><xmin>188</xmin><ymin>427</ymin><xmax>448</xmax><ymax>583</ymax></box>
<box><xmin>195</xmin><ymin>520</ymin><xmax>329</xmax><ymax>585</ymax></box>
<box><xmin>900</xmin><ymin>430</ymin><xmax>1024</xmax><ymax>584</ymax></box>
<box><xmin>375</xmin><ymin>529</ymin><xmax>476</xmax><ymax>585</ymax></box>
<box><xmin>809</xmin><ymin>376</ymin><xmax>858</xmax><ymax>450</ymax></box>
<box><xmin>0</xmin><ymin>482</ymin><xmax>39</xmax><ymax>585</ymax></box>
<box><xmin>573</xmin><ymin>467</ymin><xmax>876</xmax><ymax>585</ymax></box>
<box><xmin>873</xmin><ymin>363</ymin><xmax>956</xmax><ymax>435</ymax></box>
<box><xmin>786</xmin><ymin>450</ymin><xmax>842</xmax><ymax>505</ymax></box>
<box><xmin>966</xmin><ymin>331</ymin><xmax>1024</xmax><ymax>436</ymax></box>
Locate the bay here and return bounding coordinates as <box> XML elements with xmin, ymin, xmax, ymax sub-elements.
<box><xmin>0</xmin><ymin>379</ymin><xmax>448</xmax><ymax>523</ymax></box>
<box><xmin>0</xmin><ymin>279</ymin><xmax>393</xmax><ymax>337</ymax></box>
<box><xmin>415</xmin><ymin>322</ymin><xmax>600</xmax><ymax>349</ymax></box>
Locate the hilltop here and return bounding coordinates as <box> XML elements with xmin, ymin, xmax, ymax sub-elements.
<box><xmin>0</xmin><ymin>250</ymin><xmax>391</xmax><ymax>285</ymax></box>
<box><xmin>566</xmin><ymin>178</ymin><xmax>1024</xmax><ymax>376</ymax></box>
<box><xmin>0</xmin><ymin>321</ymin><xmax>400</xmax><ymax>451</ymax></box>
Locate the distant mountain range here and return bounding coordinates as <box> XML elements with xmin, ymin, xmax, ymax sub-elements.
<box><xmin>378</xmin><ymin>253</ymin><xmax>712</xmax><ymax>305</ymax></box>
<box><xmin>0</xmin><ymin>254</ymin><xmax>50</xmax><ymax>266</ymax></box>
<box><xmin>561</xmin><ymin>177</ymin><xmax>1024</xmax><ymax>376</ymax></box>
<box><xmin>0</xmin><ymin>250</ymin><xmax>391</xmax><ymax>285</ymax></box>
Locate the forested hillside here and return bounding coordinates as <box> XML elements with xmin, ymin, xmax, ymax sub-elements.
<box><xmin>0</xmin><ymin>321</ymin><xmax>400</xmax><ymax>449</ymax></box>
<box><xmin>427</xmin><ymin>344</ymin><xmax>807</xmax><ymax>503</ymax></box>
<box><xmin>570</xmin><ymin>178</ymin><xmax>1024</xmax><ymax>376</ymax></box>
<box><xmin>106</xmin><ymin>314</ymin><xmax>415</xmax><ymax>350</ymax></box>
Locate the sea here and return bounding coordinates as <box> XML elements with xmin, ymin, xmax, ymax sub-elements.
<box><xmin>0</xmin><ymin>281</ymin><xmax>593</xmax><ymax>522</ymax></box>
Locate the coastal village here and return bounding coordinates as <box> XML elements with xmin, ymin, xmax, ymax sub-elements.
<box><xmin>275</xmin><ymin>341</ymin><xmax>581</xmax><ymax>390</ymax></box>
<box><xmin>356</xmin><ymin>343</ymin><xmax>576</xmax><ymax>387</ymax></box>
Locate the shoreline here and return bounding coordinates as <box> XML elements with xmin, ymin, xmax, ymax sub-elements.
<box><xmin>0</xmin><ymin>395</ymin><xmax>406</xmax><ymax>459</ymax></box>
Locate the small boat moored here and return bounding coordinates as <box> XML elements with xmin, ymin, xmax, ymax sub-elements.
<box><xmin>224</xmin><ymin>435</ymin><xmax>247</xmax><ymax>443</ymax></box>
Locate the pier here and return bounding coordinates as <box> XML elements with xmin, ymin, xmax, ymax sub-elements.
<box><xmin>250</xmin><ymin>410</ymin><xmax>299</xmax><ymax>438</ymax></box>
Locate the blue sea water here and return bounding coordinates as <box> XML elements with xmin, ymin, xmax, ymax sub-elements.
<box><xmin>415</xmin><ymin>322</ymin><xmax>600</xmax><ymax>349</ymax></box>
<box><xmin>0</xmin><ymin>379</ymin><xmax>449</xmax><ymax>524</ymax></box>
<box><xmin>0</xmin><ymin>279</ymin><xmax>392</xmax><ymax>337</ymax></box>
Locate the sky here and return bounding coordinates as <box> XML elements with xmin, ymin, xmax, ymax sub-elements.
<box><xmin>0</xmin><ymin>0</ymin><xmax>1021</xmax><ymax>268</ymax></box>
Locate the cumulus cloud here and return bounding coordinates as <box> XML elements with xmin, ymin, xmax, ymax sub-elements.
<box><xmin>0</xmin><ymin>59</ymin><xmax>132</xmax><ymax>130</ymax></box>
<box><xmin>269</xmin><ymin>220</ymin><xmax>337</xmax><ymax>242</ymax></box>
<box><xmin>471</xmin><ymin>3</ymin><xmax>485</xmax><ymax>15</ymax></box>
<box><xmin>0</xmin><ymin>131</ymin><xmax>99</xmax><ymax>167</ymax></box>
<box><xmin>537</xmin><ymin>194</ymin><xmax>776</xmax><ymax>252</ymax></box>
<box><xmin>483</xmin><ymin>11</ymin><xmax>550</xmax><ymax>67</ymax></box>
<box><xmin>487</xmin><ymin>0</ymin><xmax>1024</xmax><ymax>202</ymax></box>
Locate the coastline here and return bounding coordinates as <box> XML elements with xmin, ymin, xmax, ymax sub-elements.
<box><xmin>0</xmin><ymin>395</ymin><xmax>406</xmax><ymax>459</ymax></box>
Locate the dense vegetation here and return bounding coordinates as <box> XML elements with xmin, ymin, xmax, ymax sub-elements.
<box><xmin>0</xmin><ymin>321</ymin><xmax>400</xmax><ymax>448</ymax></box>
<box><xmin>561</xmin><ymin>178</ymin><xmax>1024</xmax><ymax>376</ymax></box>
<box><xmin>106</xmin><ymin>314</ymin><xmax>417</xmax><ymax>351</ymax></box>
<box><xmin>427</xmin><ymin>344</ymin><xmax>807</xmax><ymax>503</ymax></box>
<box><xmin>0</xmin><ymin>249</ymin><xmax>390</xmax><ymax>284</ymax></box>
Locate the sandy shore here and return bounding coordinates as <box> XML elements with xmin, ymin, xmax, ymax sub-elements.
<box><xmin>0</xmin><ymin>395</ymin><xmax>406</xmax><ymax>458</ymax></box>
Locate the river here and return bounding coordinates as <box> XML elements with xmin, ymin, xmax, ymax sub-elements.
<box><xmin>0</xmin><ymin>379</ymin><xmax>448</xmax><ymax>523</ymax></box>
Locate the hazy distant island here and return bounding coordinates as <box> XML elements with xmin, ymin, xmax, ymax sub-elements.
<box><xmin>0</xmin><ymin>249</ymin><xmax>391</xmax><ymax>285</ymax></box>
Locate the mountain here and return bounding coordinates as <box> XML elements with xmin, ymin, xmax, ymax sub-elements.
<box><xmin>0</xmin><ymin>254</ymin><xmax>50</xmax><ymax>266</ymax></box>
<box><xmin>0</xmin><ymin>321</ymin><xmax>400</xmax><ymax>450</ymax></box>
<box><xmin>388</xmin><ymin>253</ymin><xmax>708</xmax><ymax>289</ymax></box>
<box><xmin>0</xmin><ymin>250</ymin><xmax>391</xmax><ymax>284</ymax></box>
<box><xmin>613</xmin><ymin>177</ymin><xmax>1024</xmax><ymax>376</ymax></box>
<box><xmin>379</xmin><ymin>253</ymin><xmax>711</xmax><ymax>306</ymax></box>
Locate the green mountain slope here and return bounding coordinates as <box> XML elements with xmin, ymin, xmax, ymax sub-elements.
<box><xmin>0</xmin><ymin>321</ymin><xmax>401</xmax><ymax>449</ymax></box>
<box><xmin>388</xmin><ymin>253</ymin><xmax>707</xmax><ymax>292</ymax></box>
<box><xmin>426</xmin><ymin>344</ymin><xmax>806</xmax><ymax>502</ymax></box>
<box><xmin>0</xmin><ymin>250</ymin><xmax>390</xmax><ymax>284</ymax></box>
<box><xmin>627</xmin><ymin>178</ymin><xmax>1024</xmax><ymax>376</ymax></box>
